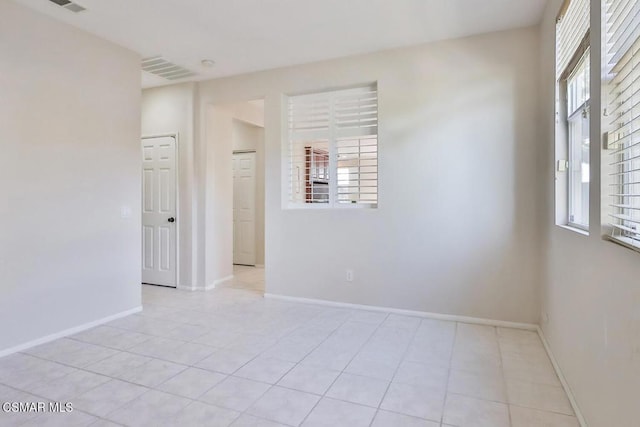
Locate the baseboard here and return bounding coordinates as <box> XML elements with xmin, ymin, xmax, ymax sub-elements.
<box><xmin>211</xmin><ymin>275</ymin><xmax>234</xmax><ymax>289</ymax></box>
<box><xmin>536</xmin><ymin>326</ymin><xmax>587</xmax><ymax>427</ymax></box>
<box><xmin>263</xmin><ymin>293</ymin><xmax>537</xmax><ymax>331</ymax></box>
<box><xmin>255</xmin><ymin>264</ymin><xmax>265</xmax><ymax>268</ymax></box>
<box><xmin>179</xmin><ymin>275</ymin><xmax>235</xmax><ymax>292</ymax></box>
<box><xmin>0</xmin><ymin>306</ymin><xmax>143</xmax><ymax>358</ymax></box>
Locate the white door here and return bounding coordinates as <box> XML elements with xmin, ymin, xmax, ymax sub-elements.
<box><xmin>142</xmin><ymin>136</ymin><xmax>177</xmax><ymax>287</ymax></box>
<box><xmin>233</xmin><ymin>152</ymin><xmax>256</xmax><ymax>265</ymax></box>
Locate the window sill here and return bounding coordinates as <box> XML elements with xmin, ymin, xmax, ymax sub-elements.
<box><xmin>285</xmin><ymin>203</ymin><xmax>377</xmax><ymax>210</ymax></box>
<box><xmin>556</xmin><ymin>224</ymin><xmax>589</xmax><ymax>236</ymax></box>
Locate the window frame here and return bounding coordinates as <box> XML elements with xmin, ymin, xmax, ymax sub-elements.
<box><xmin>555</xmin><ymin>7</ymin><xmax>591</xmax><ymax>233</ymax></box>
<box><xmin>565</xmin><ymin>50</ymin><xmax>591</xmax><ymax>231</ymax></box>
<box><xmin>567</xmin><ymin>104</ymin><xmax>590</xmax><ymax>230</ymax></box>
<box><xmin>285</xmin><ymin>84</ymin><xmax>379</xmax><ymax>210</ymax></box>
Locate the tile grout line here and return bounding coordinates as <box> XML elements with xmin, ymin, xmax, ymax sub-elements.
<box><xmin>298</xmin><ymin>312</ymin><xmax>390</xmax><ymax>427</ymax></box>
<box><xmin>368</xmin><ymin>315</ymin><xmax>424</xmax><ymax>427</ymax></box>
<box><xmin>495</xmin><ymin>326</ymin><xmax>513</xmax><ymax>427</ymax></box>
<box><xmin>440</xmin><ymin>321</ymin><xmax>459</xmax><ymax>426</ymax></box>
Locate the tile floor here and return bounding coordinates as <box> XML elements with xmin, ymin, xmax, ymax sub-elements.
<box><xmin>0</xmin><ymin>267</ymin><xmax>578</xmax><ymax>426</ymax></box>
<box><xmin>217</xmin><ymin>266</ymin><xmax>265</xmax><ymax>293</ymax></box>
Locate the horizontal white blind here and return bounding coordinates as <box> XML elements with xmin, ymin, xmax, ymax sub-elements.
<box><xmin>556</xmin><ymin>0</ymin><xmax>590</xmax><ymax>78</ymax></box>
<box><xmin>288</xmin><ymin>85</ymin><xmax>378</xmax><ymax>207</ymax></box>
<box><xmin>606</xmin><ymin>0</ymin><xmax>640</xmax><ymax>249</ymax></box>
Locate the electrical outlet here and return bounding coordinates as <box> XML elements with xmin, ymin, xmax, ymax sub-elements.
<box><xmin>346</xmin><ymin>269</ymin><xmax>354</xmax><ymax>282</ymax></box>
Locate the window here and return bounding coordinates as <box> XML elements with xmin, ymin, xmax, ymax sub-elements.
<box><xmin>604</xmin><ymin>0</ymin><xmax>640</xmax><ymax>250</ymax></box>
<box><xmin>287</xmin><ymin>84</ymin><xmax>378</xmax><ymax>208</ymax></box>
<box><xmin>555</xmin><ymin>0</ymin><xmax>590</xmax><ymax>230</ymax></box>
<box><xmin>567</xmin><ymin>51</ymin><xmax>591</xmax><ymax>229</ymax></box>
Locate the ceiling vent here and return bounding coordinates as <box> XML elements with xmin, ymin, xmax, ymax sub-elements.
<box><xmin>48</xmin><ymin>0</ymin><xmax>86</xmax><ymax>13</ymax></box>
<box><xmin>141</xmin><ymin>57</ymin><xmax>197</xmax><ymax>81</ymax></box>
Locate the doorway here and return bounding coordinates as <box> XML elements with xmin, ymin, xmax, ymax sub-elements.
<box><xmin>206</xmin><ymin>100</ymin><xmax>264</xmax><ymax>290</ymax></box>
<box><xmin>230</xmin><ymin>110</ymin><xmax>265</xmax><ymax>271</ymax></box>
<box><xmin>141</xmin><ymin>135</ymin><xmax>178</xmax><ymax>287</ymax></box>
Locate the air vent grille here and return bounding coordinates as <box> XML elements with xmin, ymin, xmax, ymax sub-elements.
<box><xmin>141</xmin><ymin>57</ymin><xmax>197</xmax><ymax>81</ymax></box>
<box><xmin>48</xmin><ymin>0</ymin><xmax>86</xmax><ymax>13</ymax></box>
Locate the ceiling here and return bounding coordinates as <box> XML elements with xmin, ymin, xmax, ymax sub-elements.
<box><xmin>13</xmin><ymin>0</ymin><xmax>548</xmax><ymax>88</ymax></box>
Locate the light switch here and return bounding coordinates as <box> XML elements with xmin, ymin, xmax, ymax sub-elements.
<box><xmin>120</xmin><ymin>206</ymin><xmax>132</xmax><ymax>218</ymax></box>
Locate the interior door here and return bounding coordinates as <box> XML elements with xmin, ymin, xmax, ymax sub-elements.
<box><xmin>233</xmin><ymin>152</ymin><xmax>256</xmax><ymax>266</ymax></box>
<box><xmin>142</xmin><ymin>136</ymin><xmax>177</xmax><ymax>287</ymax></box>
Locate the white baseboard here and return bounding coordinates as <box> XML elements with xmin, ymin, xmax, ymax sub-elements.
<box><xmin>263</xmin><ymin>293</ymin><xmax>537</xmax><ymax>331</ymax></box>
<box><xmin>211</xmin><ymin>275</ymin><xmax>234</xmax><ymax>288</ymax></box>
<box><xmin>179</xmin><ymin>275</ymin><xmax>235</xmax><ymax>292</ymax></box>
<box><xmin>536</xmin><ymin>327</ymin><xmax>587</xmax><ymax>427</ymax></box>
<box><xmin>0</xmin><ymin>306</ymin><xmax>142</xmax><ymax>358</ymax></box>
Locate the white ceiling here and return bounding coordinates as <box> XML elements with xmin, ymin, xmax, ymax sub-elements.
<box><xmin>14</xmin><ymin>0</ymin><xmax>548</xmax><ymax>88</ymax></box>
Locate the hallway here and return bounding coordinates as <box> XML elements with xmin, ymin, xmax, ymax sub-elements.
<box><xmin>217</xmin><ymin>265</ymin><xmax>265</xmax><ymax>293</ymax></box>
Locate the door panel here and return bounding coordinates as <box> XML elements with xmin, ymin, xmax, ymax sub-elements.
<box><xmin>142</xmin><ymin>136</ymin><xmax>177</xmax><ymax>287</ymax></box>
<box><xmin>143</xmin><ymin>226</ymin><xmax>154</xmax><ymax>269</ymax></box>
<box><xmin>143</xmin><ymin>170</ymin><xmax>154</xmax><ymax>212</ymax></box>
<box><xmin>159</xmin><ymin>168</ymin><xmax>172</xmax><ymax>212</ymax></box>
<box><xmin>159</xmin><ymin>226</ymin><xmax>171</xmax><ymax>271</ymax></box>
<box><xmin>233</xmin><ymin>152</ymin><xmax>256</xmax><ymax>266</ymax></box>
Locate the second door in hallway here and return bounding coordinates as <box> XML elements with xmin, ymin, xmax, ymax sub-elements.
<box><xmin>233</xmin><ymin>151</ymin><xmax>256</xmax><ymax>266</ymax></box>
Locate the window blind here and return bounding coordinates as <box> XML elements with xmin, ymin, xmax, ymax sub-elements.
<box><xmin>287</xmin><ymin>85</ymin><xmax>378</xmax><ymax>207</ymax></box>
<box><xmin>556</xmin><ymin>0</ymin><xmax>590</xmax><ymax>78</ymax></box>
<box><xmin>606</xmin><ymin>0</ymin><xmax>640</xmax><ymax>249</ymax></box>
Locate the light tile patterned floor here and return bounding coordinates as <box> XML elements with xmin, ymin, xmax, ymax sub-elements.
<box><xmin>0</xmin><ymin>267</ymin><xmax>579</xmax><ymax>426</ymax></box>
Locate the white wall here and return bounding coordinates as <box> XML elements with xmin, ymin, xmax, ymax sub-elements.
<box><xmin>204</xmin><ymin>105</ymin><xmax>234</xmax><ymax>286</ymax></box>
<box><xmin>539</xmin><ymin>1</ymin><xmax>640</xmax><ymax>425</ymax></box>
<box><xmin>195</xmin><ymin>27</ymin><xmax>542</xmax><ymax>323</ymax></box>
<box><xmin>141</xmin><ymin>83</ymin><xmax>197</xmax><ymax>288</ymax></box>
<box><xmin>233</xmin><ymin>119</ymin><xmax>266</xmax><ymax>266</ymax></box>
<box><xmin>233</xmin><ymin>118</ymin><xmax>263</xmax><ymax>151</ymax></box>
<box><xmin>0</xmin><ymin>1</ymin><xmax>141</xmax><ymax>352</ymax></box>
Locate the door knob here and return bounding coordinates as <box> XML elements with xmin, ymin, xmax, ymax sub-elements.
<box><xmin>168</xmin><ymin>217</ymin><xmax>175</xmax><ymax>223</ymax></box>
